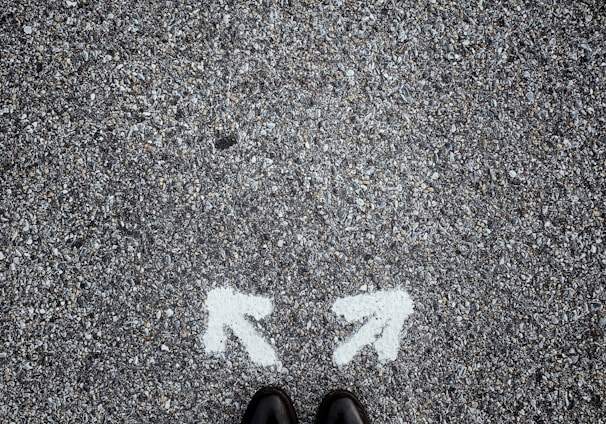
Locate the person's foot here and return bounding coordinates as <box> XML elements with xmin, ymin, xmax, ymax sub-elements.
<box><xmin>315</xmin><ymin>390</ymin><xmax>370</xmax><ymax>424</ymax></box>
<box><xmin>241</xmin><ymin>387</ymin><xmax>298</xmax><ymax>424</ymax></box>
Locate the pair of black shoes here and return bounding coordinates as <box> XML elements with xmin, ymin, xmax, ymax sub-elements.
<box><xmin>241</xmin><ymin>387</ymin><xmax>370</xmax><ymax>424</ymax></box>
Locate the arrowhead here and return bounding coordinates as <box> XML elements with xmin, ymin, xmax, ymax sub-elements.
<box><xmin>331</xmin><ymin>289</ymin><xmax>414</xmax><ymax>366</ymax></box>
<box><xmin>202</xmin><ymin>287</ymin><xmax>279</xmax><ymax>367</ymax></box>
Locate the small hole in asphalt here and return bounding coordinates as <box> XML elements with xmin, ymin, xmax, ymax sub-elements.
<box><xmin>215</xmin><ymin>134</ymin><xmax>237</xmax><ymax>150</ymax></box>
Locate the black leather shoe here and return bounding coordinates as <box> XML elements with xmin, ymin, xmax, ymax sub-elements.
<box><xmin>241</xmin><ymin>387</ymin><xmax>298</xmax><ymax>424</ymax></box>
<box><xmin>315</xmin><ymin>390</ymin><xmax>370</xmax><ymax>424</ymax></box>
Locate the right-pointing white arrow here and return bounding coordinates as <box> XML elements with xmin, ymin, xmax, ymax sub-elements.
<box><xmin>202</xmin><ymin>287</ymin><xmax>279</xmax><ymax>367</ymax></box>
<box><xmin>331</xmin><ymin>289</ymin><xmax>414</xmax><ymax>366</ymax></box>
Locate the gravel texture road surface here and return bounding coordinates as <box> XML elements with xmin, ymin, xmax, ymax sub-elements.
<box><xmin>1</xmin><ymin>1</ymin><xmax>605</xmax><ymax>422</ymax></box>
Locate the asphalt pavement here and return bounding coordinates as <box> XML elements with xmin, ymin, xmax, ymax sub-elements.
<box><xmin>1</xmin><ymin>1</ymin><xmax>605</xmax><ymax>422</ymax></box>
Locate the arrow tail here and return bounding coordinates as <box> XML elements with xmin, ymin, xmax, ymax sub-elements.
<box><xmin>333</xmin><ymin>315</ymin><xmax>384</xmax><ymax>366</ymax></box>
<box><xmin>231</xmin><ymin>320</ymin><xmax>278</xmax><ymax>367</ymax></box>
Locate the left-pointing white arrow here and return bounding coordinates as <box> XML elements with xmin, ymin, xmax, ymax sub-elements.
<box><xmin>332</xmin><ymin>288</ymin><xmax>414</xmax><ymax>366</ymax></box>
<box><xmin>202</xmin><ymin>287</ymin><xmax>279</xmax><ymax>367</ymax></box>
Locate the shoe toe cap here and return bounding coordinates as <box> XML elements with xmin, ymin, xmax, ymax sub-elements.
<box><xmin>316</xmin><ymin>391</ymin><xmax>370</xmax><ymax>424</ymax></box>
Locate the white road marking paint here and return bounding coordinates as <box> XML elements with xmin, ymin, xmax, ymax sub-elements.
<box><xmin>203</xmin><ymin>287</ymin><xmax>279</xmax><ymax>367</ymax></box>
<box><xmin>332</xmin><ymin>288</ymin><xmax>414</xmax><ymax>366</ymax></box>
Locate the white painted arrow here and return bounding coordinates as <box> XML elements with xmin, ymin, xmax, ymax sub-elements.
<box><xmin>332</xmin><ymin>289</ymin><xmax>414</xmax><ymax>366</ymax></box>
<box><xmin>203</xmin><ymin>287</ymin><xmax>279</xmax><ymax>367</ymax></box>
